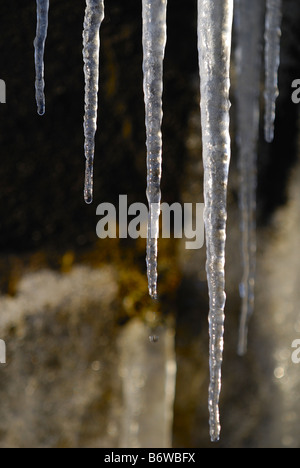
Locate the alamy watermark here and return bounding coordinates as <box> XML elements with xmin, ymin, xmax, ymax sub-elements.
<box><xmin>292</xmin><ymin>79</ymin><xmax>300</xmax><ymax>104</ymax></box>
<box><xmin>0</xmin><ymin>80</ymin><xmax>6</xmax><ymax>104</ymax></box>
<box><xmin>291</xmin><ymin>339</ymin><xmax>300</xmax><ymax>364</ymax></box>
<box><xmin>0</xmin><ymin>340</ymin><xmax>6</xmax><ymax>364</ymax></box>
<box><xmin>96</xmin><ymin>195</ymin><xmax>205</xmax><ymax>250</ymax></box>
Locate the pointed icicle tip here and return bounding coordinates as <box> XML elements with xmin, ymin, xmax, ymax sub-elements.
<box><xmin>82</xmin><ymin>0</ymin><xmax>105</xmax><ymax>207</ymax></box>
<box><xmin>84</xmin><ymin>160</ymin><xmax>94</xmax><ymax>205</ymax></box>
<box><xmin>142</xmin><ymin>0</ymin><xmax>167</xmax><ymax>300</ymax></box>
<box><xmin>37</xmin><ymin>105</ymin><xmax>46</xmax><ymax>116</ymax></box>
<box><xmin>197</xmin><ymin>0</ymin><xmax>233</xmax><ymax>443</ymax></box>
<box><xmin>84</xmin><ymin>192</ymin><xmax>93</xmax><ymax>205</ymax></box>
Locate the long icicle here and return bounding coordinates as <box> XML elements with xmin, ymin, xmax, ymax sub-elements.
<box><xmin>34</xmin><ymin>0</ymin><xmax>49</xmax><ymax>116</ymax></box>
<box><xmin>198</xmin><ymin>0</ymin><xmax>233</xmax><ymax>442</ymax></box>
<box><xmin>83</xmin><ymin>0</ymin><xmax>105</xmax><ymax>205</ymax></box>
<box><xmin>142</xmin><ymin>0</ymin><xmax>168</xmax><ymax>300</ymax></box>
<box><xmin>264</xmin><ymin>0</ymin><xmax>283</xmax><ymax>143</ymax></box>
<box><xmin>235</xmin><ymin>0</ymin><xmax>265</xmax><ymax>356</ymax></box>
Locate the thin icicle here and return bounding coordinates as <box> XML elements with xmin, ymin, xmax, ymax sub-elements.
<box><xmin>83</xmin><ymin>0</ymin><xmax>105</xmax><ymax>204</ymax></box>
<box><xmin>235</xmin><ymin>0</ymin><xmax>265</xmax><ymax>356</ymax></box>
<box><xmin>34</xmin><ymin>0</ymin><xmax>49</xmax><ymax>116</ymax></box>
<box><xmin>142</xmin><ymin>0</ymin><xmax>167</xmax><ymax>300</ymax></box>
<box><xmin>198</xmin><ymin>0</ymin><xmax>233</xmax><ymax>443</ymax></box>
<box><xmin>264</xmin><ymin>0</ymin><xmax>283</xmax><ymax>143</ymax></box>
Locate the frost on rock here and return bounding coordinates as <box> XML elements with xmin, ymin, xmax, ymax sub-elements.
<box><xmin>264</xmin><ymin>0</ymin><xmax>283</xmax><ymax>143</ymax></box>
<box><xmin>34</xmin><ymin>0</ymin><xmax>50</xmax><ymax>116</ymax></box>
<box><xmin>198</xmin><ymin>0</ymin><xmax>233</xmax><ymax>442</ymax></box>
<box><xmin>83</xmin><ymin>0</ymin><xmax>105</xmax><ymax>204</ymax></box>
<box><xmin>142</xmin><ymin>0</ymin><xmax>168</xmax><ymax>299</ymax></box>
<box><xmin>235</xmin><ymin>0</ymin><xmax>265</xmax><ymax>356</ymax></box>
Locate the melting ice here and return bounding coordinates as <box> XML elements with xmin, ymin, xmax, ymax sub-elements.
<box><xmin>34</xmin><ymin>0</ymin><xmax>49</xmax><ymax>116</ymax></box>
<box><xmin>142</xmin><ymin>0</ymin><xmax>168</xmax><ymax>300</ymax></box>
<box><xmin>83</xmin><ymin>0</ymin><xmax>105</xmax><ymax>204</ymax></box>
<box><xmin>31</xmin><ymin>0</ymin><xmax>286</xmax><ymax>442</ymax></box>
<box><xmin>197</xmin><ymin>0</ymin><xmax>234</xmax><ymax>442</ymax></box>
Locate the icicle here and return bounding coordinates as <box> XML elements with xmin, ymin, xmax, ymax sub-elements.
<box><xmin>264</xmin><ymin>0</ymin><xmax>282</xmax><ymax>143</ymax></box>
<box><xmin>83</xmin><ymin>0</ymin><xmax>105</xmax><ymax>204</ymax></box>
<box><xmin>142</xmin><ymin>0</ymin><xmax>168</xmax><ymax>299</ymax></box>
<box><xmin>197</xmin><ymin>0</ymin><xmax>233</xmax><ymax>443</ymax></box>
<box><xmin>34</xmin><ymin>0</ymin><xmax>49</xmax><ymax>116</ymax></box>
<box><xmin>235</xmin><ymin>0</ymin><xmax>265</xmax><ymax>356</ymax></box>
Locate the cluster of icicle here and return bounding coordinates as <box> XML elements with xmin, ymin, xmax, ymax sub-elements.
<box><xmin>34</xmin><ymin>0</ymin><xmax>283</xmax><ymax>443</ymax></box>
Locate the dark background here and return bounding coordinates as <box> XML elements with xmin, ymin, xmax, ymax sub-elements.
<box><xmin>0</xmin><ymin>0</ymin><xmax>199</xmax><ymax>252</ymax></box>
<box><xmin>0</xmin><ymin>1</ymin><xmax>299</xmax><ymax>250</ymax></box>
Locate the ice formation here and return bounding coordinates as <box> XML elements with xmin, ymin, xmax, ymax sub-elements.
<box><xmin>264</xmin><ymin>0</ymin><xmax>282</xmax><ymax>143</ymax></box>
<box><xmin>83</xmin><ymin>0</ymin><xmax>105</xmax><ymax>204</ymax></box>
<box><xmin>235</xmin><ymin>0</ymin><xmax>265</xmax><ymax>357</ymax></box>
<box><xmin>31</xmin><ymin>0</ymin><xmax>285</xmax><ymax>442</ymax></box>
<box><xmin>198</xmin><ymin>0</ymin><xmax>233</xmax><ymax>442</ymax></box>
<box><xmin>34</xmin><ymin>0</ymin><xmax>49</xmax><ymax>116</ymax></box>
<box><xmin>142</xmin><ymin>0</ymin><xmax>168</xmax><ymax>300</ymax></box>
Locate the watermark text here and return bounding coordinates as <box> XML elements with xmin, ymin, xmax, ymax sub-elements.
<box><xmin>292</xmin><ymin>79</ymin><xmax>300</xmax><ymax>104</ymax></box>
<box><xmin>291</xmin><ymin>339</ymin><xmax>300</xmax><ymax>364</ymax></box>
<box><xmin>0</xmin><ymin>340</ymin><xmax>6</xmax><ymax>364</ymax></box>
<box><xmin>96</xmin><ymin>196</ymin><xmax>205</xmax><ymax>250</ymax></box>
<box><xmin>0</xmin><ymin>80</ymin><xmax>5</xmax><ymax>104</ymax></box>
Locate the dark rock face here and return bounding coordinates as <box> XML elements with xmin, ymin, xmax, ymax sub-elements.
<box><xmin>0</xmin><ymin>0</ymin><xmax>300</xmax><ymax>449</ymax></box>
<box><xmin>0</xmin><ymin>0</ymin><xmax>196</xmax><ymax>252</ymax></box>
